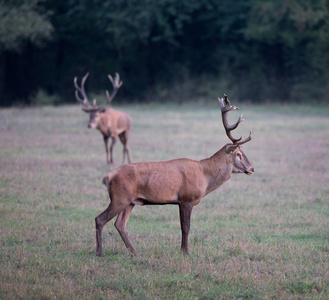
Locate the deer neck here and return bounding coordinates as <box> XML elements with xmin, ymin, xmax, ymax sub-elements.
<box><xmin>200</xmin><ymin>145</ymin><xmax>233</xmax><ymax>196</ymax></box>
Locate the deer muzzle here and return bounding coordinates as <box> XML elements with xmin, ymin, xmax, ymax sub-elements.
<box><xmin>88</xmin><ymin>122</ymin><xmax>97</xmax><ymax>129</ymax></box>
<box><xmin>245</xmin><ymin>167</ymin><xmax>255</xmax><ymax>175</ymax></box>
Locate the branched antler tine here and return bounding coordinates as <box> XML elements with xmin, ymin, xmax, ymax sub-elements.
<box><xmin>81</xmin><ymin>72</ymin><xmax>89</xmax><ymax>87</ymax></box>
<box><xmin>219</xmin><ymin>96</ymin><xmax>243</xmax><ymax>143</ymax></box>
<box><xmin>105</xmin><ymin>90</ymin><xmax>111</xmax><ymax>100</ymax></box>
<box><xmin>226</xmin><ymin>113</ymin><xmax>244</xmax><ymax>131</ymax></box>
<box><xmin>74</xmin><ymin>89</ymin><xmax>84</xmax><ymax>103</ymax></box>
<box><xmin>237</xmin><ymin>130</ymin><xmax>252</xmax><ymax>146</ymax></box>
<box><xmin>224</xmin><ymin>94</ymin><xmax>230</xmax><ymax>107</ymax></box>
<box><xmin>104</xmin><ymin>72</ymin><xmax>123</xmax><ymax>105</ymax></box>
<box><xmin>74</xmin><ymin>78</ymin><xmax>84</xmax><ymax>102</ymax></box>
<box><xmin>74</xmin><ymin>72</ymin><xmax>91</xmax><ymax>107</ymax></box>
<box><xmin>108</xmin><ymin>72</ymin><xmax>123</xmax><ymax>89</ymax></box>
<box><xmin>225</xmin><ymin>126</ymin><xmax>242</xmax><ymax>143</ymax></box>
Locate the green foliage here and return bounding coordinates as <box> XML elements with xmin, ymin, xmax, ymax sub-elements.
<box><xmin>244</xmin><ymin>0</ymin><xmax>329</xmax><ymax>100</ymax></box>
<box><xmin>98</xmin><ymin>0</ymin><xmax>202</xmax><ymax>49</ymax></box>
<box><xmin>2</xmin><ymin>0</ymin><xmax>329</xmax><ymax>104</ymax></box>
<box><xmin>29</xmin><ymin>89</ymin><xmax>60</xmax><ymax>106</ymax></box>
<box><xmin>245</xmin><ymin>0</ymin><xmax>329</xmax><ymax>47</ymax></box>
<box><xmin>0</xmin><ymin>0</ymin><xmax>53</xmax><ymax>52</ymax></box>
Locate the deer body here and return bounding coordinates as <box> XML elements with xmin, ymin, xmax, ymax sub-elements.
<box><xmin>102</xmin><ymin>146</ymin><xmax>241</xmax><ymax>206</ymax></box>
<box><xmin>95</xmin><ymin>96</ymin><xmax>254</xmax><ymax>256</ymax></box>
<box><xmin>104</xmin><ymin>158</ymin><xmax>207</xmax><ymax>206</ymax></box>
<box><xmin>74</xmin><ymin>72</ymin><xmax>131</xmax><ymax>164</ymax></box>
<box><xmin>90</xmin><ymin>108</ymin><xmax>132</xmax><ymax>164</ymax></box>
<box><xmin>92</xmin><ymin>108</ymin><xmax>131</xmax><ymax>135</ymax></box>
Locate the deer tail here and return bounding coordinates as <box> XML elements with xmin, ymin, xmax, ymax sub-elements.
<box><xmin>102</xmin><ymin>172</ymin><xmax>115</xmax><ymax>190</ymax></box>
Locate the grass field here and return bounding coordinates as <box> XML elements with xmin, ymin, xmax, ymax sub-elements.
<box><xmin>1</xmin><ymin>101</ymin><xmax>329</xmax><ymax>299</ymax></box>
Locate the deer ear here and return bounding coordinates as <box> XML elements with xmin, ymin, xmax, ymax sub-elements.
<box><xmin>225</xmin><ymin>144</ymin><xmax>239</xmax><ymax>154</ymax></box>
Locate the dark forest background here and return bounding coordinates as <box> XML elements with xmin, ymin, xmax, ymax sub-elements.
<box><xmin>1</xmin><ymin>0</ymin><xmax>329</xmax><ymax>106</ymax></box>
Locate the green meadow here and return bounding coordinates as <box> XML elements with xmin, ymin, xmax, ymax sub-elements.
<box><xmin>1</xmin><ymin>102</ymin><xmax>329</xmax><ymax>299</ymax></box>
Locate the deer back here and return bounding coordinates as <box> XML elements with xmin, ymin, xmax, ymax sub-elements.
<box><xmin>103</xmin><ymin>158</ymin><xmax>207</xmax><ymax>206</ymax></box>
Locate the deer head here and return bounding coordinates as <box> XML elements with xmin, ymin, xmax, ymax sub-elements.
<box><xmin>219</xmin><ymin>94</ymin><xmax>254</xmax><ymax>175</ymax></box>
<box><xmin>74</xmin><ymin>72</ymin><xmax>123</xmax><ymax>128</ymax></box>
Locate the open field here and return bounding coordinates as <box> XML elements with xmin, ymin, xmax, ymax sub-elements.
<box><xmin>1</xmin><ymin>102</ymin><xmax>329</xmax><ymax>299</ymax></box>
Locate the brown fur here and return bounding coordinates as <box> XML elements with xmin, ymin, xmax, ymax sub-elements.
<box><xmin>96</xmin><ymin>144</ymin><xmax>254</xmax><ymax>256</ymax></box>
<box><xmin>95</xmin><ymin>96</ymin><xmax>254</xmax><ymax>256</ymax></box>
<box><xmin>88</xmin><ymin>108</ymin><xmax>132</xmax><ymax>164</ymax></box>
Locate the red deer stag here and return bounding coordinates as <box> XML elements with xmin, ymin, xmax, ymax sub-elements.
<box><xmin>95</xmin><ymin>95</ymin><xmax>254</xmax><ymax>256</ymax></box>
<box><xmin>74</xmin><ymin>72</ymin><xmax>132</xmax><ymax>164</ymax></box>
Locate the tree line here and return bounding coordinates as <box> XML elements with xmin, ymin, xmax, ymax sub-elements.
<box><xmin>1</xmin><ymin>0</ymin><xmax>329</xmax><ymax>106</ymax></box>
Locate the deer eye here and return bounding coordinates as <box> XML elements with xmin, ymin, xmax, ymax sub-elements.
<box><xmin>237</xmin><ymin>153</ymin><xmax>242</xmax><ymax>159</ymax></box>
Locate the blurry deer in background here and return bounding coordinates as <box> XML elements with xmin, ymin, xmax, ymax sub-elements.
<box><xmin>74</xmin><ymin>72</ymin><xmax>132</xmax><ymax>164</ymax></box>
<box><xmin>95</xmin><ymin>95</ymin><xmax>254</xmax><ymax>257</ymax></box>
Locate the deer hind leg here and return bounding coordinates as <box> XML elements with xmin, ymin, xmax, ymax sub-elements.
<box><xmin>95</xmin><ymin>202</ymin><xmax>128</xmax><ymax>257</ymax></box>
<box><xmin>119</xmin><ymin>131</ymin><xmax>131</xmax><ymax>164</ymax></box>
<box><xmin>114</xmin><ymin>204</ymin><xmax>135</xmax><ymax>254</ymax></box>
<box><xmin>109</xmin><ymin>136</ymin><xmax>117</xmax><ymax>164</ymax></box>
<box><xmin>103</xmin><ymin>136</ymin><xmax>110</xmax><ymax>164</ymax></box>
<box><xmin>179</xmin><ymin>202</ymin><xmax>193</xmax><ymax>255</ymax></box>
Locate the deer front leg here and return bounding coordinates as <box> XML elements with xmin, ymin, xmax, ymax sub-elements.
<box><xmin>179</xmin><ymin>202</ymin><xmax>193</xmax><ymax>254</ymax></box>
<box><xmin>103</xmin><ymin>136</ymin><xmax>110</xmax><ymax>164</ymax></box>
<box><xmin>109</xmin><ymin>136</ymin><xmax>117</xmax><ymax>164</ymax></box>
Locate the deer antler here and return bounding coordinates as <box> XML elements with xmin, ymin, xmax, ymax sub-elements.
<box><xmin>74</xmin><ymin>72</ymin><xmax>101</xmax><ymax>113</ymax></box>
<box><xmin>104</xmin><ymin>72</ymin><xmax>123</xmax><ymax>105</ymax></box>
<box><xmin>74</xmin><ymin>72</ymin><xmax>123</xmax><ymax>111</ymax></box>
<box><xmin>74</xmin><ymin>72</ymin><xmax>123</xmax><ymax>112</ymax></box>
<box><xmin>90</xmin><ymin>72</ymin><xmax>123</xmax><ymax>111</ymax></box>
<box><xmin>219</xmin><ymin>94</ymin><xmax>252</xmax><ymax>145</ymax></box>
<box><xmin>74</xmin><ymin>72</ymin><xmax>93</xmax><ymax>109</ymax></box>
